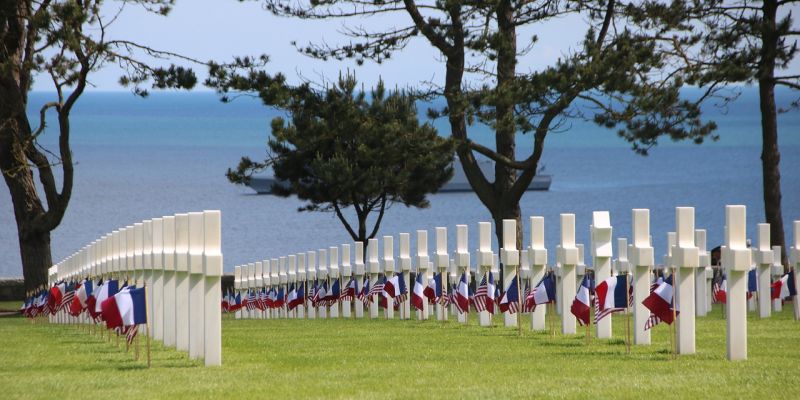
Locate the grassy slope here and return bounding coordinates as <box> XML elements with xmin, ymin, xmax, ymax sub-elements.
<box><xmin>0</xmin><ymin>305</ymin><xmax>797</xmax><ymax>399</ymax></box>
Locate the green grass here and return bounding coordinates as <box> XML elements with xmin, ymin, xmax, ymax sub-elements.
<box><xmin>1</xmin><ymin>305</ymin><xmax>798</xmax><ymax>399</ymax></box>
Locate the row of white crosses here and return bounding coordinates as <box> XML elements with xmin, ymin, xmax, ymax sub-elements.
<box><xmin>232</xmin><ymin>205</ymin><xmax>799</xmax><ymax>361</ymax></box>
<box><xmin>47</xmin><ymin>211</ymin><xmax>223</xmax><ymax>366</ymax></box>
<box><xmin>233</xmin><ymin>226</ymin><xmax>476</xmax><ymax>321</ymax></box>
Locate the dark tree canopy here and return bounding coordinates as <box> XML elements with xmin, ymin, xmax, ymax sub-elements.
<box><xmin>632</xmin><ymin>0</ymin><xmax>799</xmax><ymax>266</ymax></box>
<box><xmin>1</xmin><ymin>0</ymin><xmax>197</xmax><ymax>291</ymax></box>
<box><xmin>222</xmin><ymin>73</ymin><xmax>455</xmax><ymax>243</ymax></box>
<box><xmin>244</xmin><ymin>0</ymin><xmax>720</xmax><ymax>284</ymax></box>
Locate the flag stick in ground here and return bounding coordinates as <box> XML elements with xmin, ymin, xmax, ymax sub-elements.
<box><xmin>517</xmin><ymin>266</ymin><xmax>522</xmax><ymax>336</ymax></box>
<box><xmin>144</xmin><ymin>284</ymin><xmax>151</xmax><ymax>368</ymax></box>
<box><xmin>328</xmin><ymin>277</ymin><xmax>332</xmax><ymax>319</ymax></box>
<box><xmin>135</xmin><ymin>326</ymin><xmax>140</xmax><ymax>361</ymax></box>
<box><xmin>671</xmin><ymin>267</ymin><xmax>677</xmax><ymax>359</ymax></box>
<box><xmin>586</xmin><ymin>296</ymin><xmax>591</xmax><ymax>345</ymax></box>
<box><xmin>625</xmin><ymin>273</ymin><xmax>631</xmax><ymax>354</ymax></box>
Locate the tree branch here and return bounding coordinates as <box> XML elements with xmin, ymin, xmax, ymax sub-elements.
<box><xmin>332</xmin><ymin>201</ymin><xmax>359</xmax><ymax>241</ymax></box>
<box><xmin>367</xmin><ymin>193</ymin><xmax>387</xmax><ymax>240</ymax></box>
<box><xmin>401</xmin><ymin>0</ymin><xmax>452</xmax><ymax>53</ymax></box>
<box><xmin>466</xmin><ymin>139</ymin><xmax>535</xmax><ymax>170</ymax></box>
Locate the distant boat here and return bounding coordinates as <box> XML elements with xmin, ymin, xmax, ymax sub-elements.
<box><xmin>245</xmin><ymin>159</ymin><xmax>552</xmax><ymax>194</ymax></box>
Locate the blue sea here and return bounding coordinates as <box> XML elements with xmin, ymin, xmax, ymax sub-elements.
<box><xmin>1</xmin><ymin>89</ymin><xmax>798</xmax><ymax>277</ymax></box>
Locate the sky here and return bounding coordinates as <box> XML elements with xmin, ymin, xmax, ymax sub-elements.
<box><xmin>30</xmin><ymin>1</ymin><xmax>800</xmax><ymax>93</ymax></box>
<box><xmin>30</xmin><ymin>0</ymin><xmax>606</xmax><ymax>92</ymax></box>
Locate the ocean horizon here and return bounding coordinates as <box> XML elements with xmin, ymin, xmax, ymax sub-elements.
<box><xmin>1</xmin><ymin>88</ymin><xmax>798</xmax><ymax>277</ymax></box>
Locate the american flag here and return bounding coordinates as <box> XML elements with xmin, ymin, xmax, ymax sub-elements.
<box><xmin>246</xmin><ymin>290</ymin><xmax>257</xmax><ymax>311</ymax></box>
<box><xmin>522</xmin><ymin>283</ymin><xmax>534</xmax><ymax>313</ymax></box>
<box><xmin>439</xmin><ymin>283</ymin><xmax>451</xmax><ymax>306</ymax></box>
<box><xmin>436</xmin><ymin>283</ymin><xmax>450</xmax><ymax>307</ymax></box>
<box><xmin>474</xmin><ymin>274</ymin><xmax>490</xmax><ymax>312</ymax></box>
<box><xmin>368</xmin><ymin>276</ymin><xmax>385</xmax><ymax>300</ymax></box>
<box><xmin>59</xmin><ymin>282</ymin><xmax>76</xmax><ymax>311</ymax></box>
<box><xmin>126</xmin><ymin>324</ymin><xmax>139</xmax><ymax>345</ymax></box>
<box><xmin>312</xmin><ymin>282</ymin><xmax>327</xmax><ymax>307</ymax></box>
<box><xmin>256</xmin><ymin>288</ymin><xmax>268</xmax><ymax>310</ymax></box>
<box><xmin>340</xmin><ymin>278</ymin><xmax>357</xmax><ymax>302</ymax></box>
<box><xmin>357</xmin><ymin>277</ymin><xmax>370</xmax><ymax>306</ymax></box>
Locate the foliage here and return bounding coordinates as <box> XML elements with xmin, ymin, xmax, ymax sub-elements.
<box><xmin>1</xmin><ymin>305</ymin><xmax>799</xmax><ymax>399</ymax></box>
<box><xmin>628</xmin><ymin>0</ymin><xmax>799</xmax><ymax>267</ymax></box>
<box><xmin>0</xmin><ymin>0</ymin><xmax>197</xmax><ymax>290</ymax></box>
<box><xmin>220</xmin><ymin>72</ymin><xmax>454</xmax><ymax>242</ymax></box>
<box><xmin>249</xmin><ymin>0</ymin><xmax>721</xmax><ymax>257</ymax></box>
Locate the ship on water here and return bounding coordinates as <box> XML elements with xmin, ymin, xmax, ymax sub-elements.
<box><xmin>244</xmin><ymin>159</ymin><xmax>552</xmax><ymax>194</ymax></box>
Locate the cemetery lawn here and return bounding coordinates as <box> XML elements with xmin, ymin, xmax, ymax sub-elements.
<box><xmin>1</xmin><ymin>306</ymin><xmax>798</xmax><ymax>399</ymax></box>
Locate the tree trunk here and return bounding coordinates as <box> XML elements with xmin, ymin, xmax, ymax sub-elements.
<box><xmin>19</xmin><ymin>230</ymin><xmax>52</xmax><ymax>291</ymax></box>
<box><xmin>492</xmin><ymin>0</ymin><xmax>521</xmax><ymax>288</ymax></box>
<box><xmin>758</xmin><ymin>0</ymin><xmax>789</xmax><ymax>268</ymax></box>
<box><xmin>1</xmin><ymin>2</ymin><xmax>68</xmax><ymax>291</ymax></box>
<box><xmin>493</xmin><ymin>201</ymin><xmax>521</xmax><ymax>289</ymax></box>
<box><xmin>1</xmin><ymin>104</ymin><xmax>52</xmax><ymax>291</ymax></box>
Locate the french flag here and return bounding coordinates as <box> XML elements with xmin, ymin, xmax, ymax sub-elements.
<box><xmin>772</xmin><ymin>270</ymin><xmax>797</xmax><ymax>300</ymax></box>
<box><xmin>571</xmin><ymin>275</ymin><xmax>593</xmax><ymax>326</ymax></box>
<box><xmin>93</xmin><ymin>279</ymin><xmax>119</xmax><ymax>320</ymax></box>
<box><xmin>221</xmin><ymin>290</ymin><xmax>231</xmax><ymax>312</ymax></box>
<box><xmin>68</xmin><ymin>282</ymin><xmax>83</xmax><ymax>316</ymax></box>
<box><xmin>411</xmin><ymin>273</ymin><xmax>425</xmax><ymax>311</ymax></box>
<box><xmin>69</xmin><ymin>280</ymin><xmax>93</xmax><ymax>316</ymax></box>
<box><xmin>265</xmin><ymin>288</ymin><xmax>275</xmax><ymax>309</ymax></box>
<box><xmin>325</xmin><ymin>279</ymin><xmax>341</xmax><ymax>306</ymax></box>
<box><xmin>528</xmin><ymin>273</ymin><xmax>556</xmax><ymax>311</ymax></box>
<box><xmin>383</xmin><ymin>273</ymin><xmax>407</xmax><ymax>302</ymax></box>
<box><xmin>747</xmin><ymin>269</ymin><xmax>757</xmax><ymax>300</ymax></box>
<box><xmin>713</xmin><ymin>276</ymin><xmax>727</xmax><ymax>304</ymax></box>
<box><xmin>594</xmin><ymin>275</ymin><xmax>630</xmax><ymax>322</ymax></box>
<box><xmin>287</xmin><ymin>285</ymin><xmax>300</xmax><ymax>310</ymax></box>
<box><xmin>423</xmin><ymin>273</ymin><xmax>440</xmax><ymax>303</ymax></box>
<box><xmin>230</xmin><ymin>292</ymin><xmax>243</xmax><ymax>311</ymax></box>
<box><xmin>642</xmin><ymin>274</ymin><xmax>677</xmax><ymax>324</ymax></box>
<box><xmin>78</xmin><ymin>279</ymin><xmax>93</xmax><ymax>308</ymax></box>
<box><xmin>455</xmin><ymin>272</ymin><xmax>469</xmax><ymax>314</ymax></box>
<box><xmin>498</xmin><ymin>276</ymin><xmax>520</xmax><ymax>314</ymax></box>
<box><xmin>596</xmin><ymin>275</ymin><xmax>629</xmax><ymax>309</ymax></box>
<box><xmin>313</xmin><ymin>282</ymin><xmax>327</xmax><ymax>307</ymax></box>
<box><xmin>101</xmin><ymin>287</ymin><xmax>147</xmax><ymax>330</ymax></box>
<box><xmin>481</xmin><ymin>272</ymin><xmax>496</xmax><ymax>313</ymax></box>
<box><xmin>294</xmin><ymin>282</ymin><xmax>307</xmax><ymax>308</ymax></box>
<box><xmin>48</xmin><ymin>283</ymin><xmax>64</xmax><ymax>315</ymax></box>
<box><xmin>275</xmin><ymin>287</ymin><xmax>286</xmax><ymax>308</ymax></box>
<box><xmin>87</xmin><ymin>281</ymin><xmax>101</xmax><ymax>321</ymax></box>
<box><xmin>383</xmin><ymin>274</ymin><xmax>399</xmax><ymax>299</ymax></box>
<box><xmin>35</xmin><ymin>290</ymin><xmax>48</xmax><ymax>316</ymax></box>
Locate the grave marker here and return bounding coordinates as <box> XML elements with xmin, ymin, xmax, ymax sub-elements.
<box><xmin>477</xmin><ymin>222</ymin><xmax>493</xmax><ymax>326</ymax></box>
<box><xmin>755</xmin><ymin>224</ymin><xmax>773</xmax><ymax>318</ymax></box>
<box><xmin>368</xmin><ymin>239</ymin><xmax>380</xmax><ymax>318</ymax></box>
<box><xmin>591</xmin><ymin>211</ymin><xmax>613</xmax><ymax>338</ymax></box>
<box><xmin>673</xmin><ymin>207</ymin><xmax>699</xmax><ymax>354</ymax></box>
<box><xmin>556</xmin><ymin>214</ymin><xmax>578</xmax><ymax>334</ymax></box>
<box><xmin>501</xmin><ymin>219</ymin><xmax>520</xmax><ymax>328</ymax></box>
<box><xmin>722</xmin><ymin>205</ymin><xmax>751</xmax><ymax>360</ymax></box>
<box><xmin>354</xmin><ymin>243</ymin><xmax>365</xmax><ymax>318</ymax></box>
<box><xmin>629</xmin><ymin>209</ymin><xmax>654</xmax><ymax>345</ymax></box>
